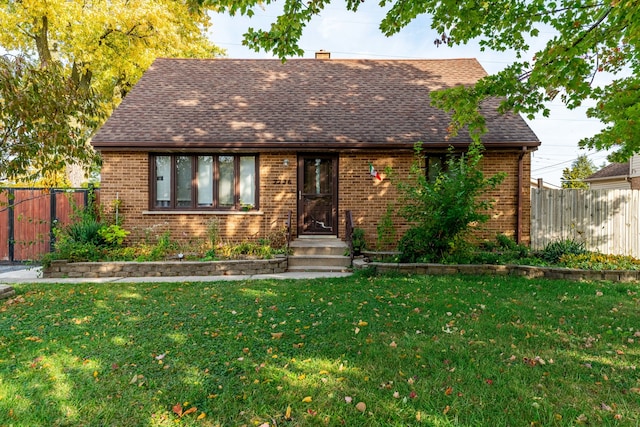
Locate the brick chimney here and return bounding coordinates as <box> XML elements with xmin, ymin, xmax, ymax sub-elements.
<box><xmin>315</xmin><ymin>50</ymin><xmax>330</xmax><ymax>59</ymax></box>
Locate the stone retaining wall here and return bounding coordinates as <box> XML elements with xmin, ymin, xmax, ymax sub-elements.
<box><xmin>353</xmin><ymin>259</ymin><xmax>640</xmax><ymax>283</ymax></box>
<box><xmin>43</xmin><ymin>257</ymin><xmax>288</xmax><ymax>279</ymax></box>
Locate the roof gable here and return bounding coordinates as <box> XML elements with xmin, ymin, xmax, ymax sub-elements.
<box><xmin>92</xmin><ymin>58</ymin><xmax>540</xmax><ymax>150</ymax></box>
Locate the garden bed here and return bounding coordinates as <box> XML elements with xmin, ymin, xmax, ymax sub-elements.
<box><xmin>43</xmin><ymin>257</ymin><xmax>287</xmax><ymax>278</ymax></box>
<box><xmin>353</xmin><ymin>258</ymin><xmax>640</xmax><ymax>282</ymax></box>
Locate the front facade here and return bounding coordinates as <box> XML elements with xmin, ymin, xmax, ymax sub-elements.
<box><xmin>92</xmin><ymin>57</ymin><xmax>540</xmax><ymax>248</ymax></box>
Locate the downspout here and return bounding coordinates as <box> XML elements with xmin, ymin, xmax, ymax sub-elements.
<box><xmin>517</xmin><ymin>146</ymin><xmax>528</xmax><ymax>244</ymax></box>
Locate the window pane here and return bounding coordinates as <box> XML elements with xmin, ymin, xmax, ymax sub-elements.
<box><xmin>427</xmin><ymin>157</ymin><xmax>444</xmax><ymax>182</ymax></box>
<box><xmin>155</xmin><ymin>156</ymin><xmax>171</xmax><ymax>207</ymax></box>
<box><xmin>303</xmin><ymin>158</ymin><xmax>332</xmax><ymax>194</ymax></box>
<box><xmin>197</xmin><ymin>156</ymin><xmax>213</xmax><ymax>207</ymax></box>
<box><xmin>176</xmin><ymin>156</ymin><xmax>192</xmax><ymax>207</ymax></box>
<box><xmin>239</xmin><ymin>156</ymin><xmax>256</xmax><ymax>207</ymax></box>
<box><xmin>218</xmin><ymin>156</ymin><xmax>235</xmax><ymax>207</ymax></box>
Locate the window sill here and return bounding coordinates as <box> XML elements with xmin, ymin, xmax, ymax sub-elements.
<box><xmin>142</xmin><ymin>210</ymin><xmax>263</xmax><ymax>215</ymax></box>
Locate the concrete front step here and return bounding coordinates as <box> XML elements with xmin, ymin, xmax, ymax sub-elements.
<box><xmin>287</xmin><ymin>265</ymin><xmax>352</xmax><ymax>273</ymax></box>
<box><xmin>0</xmin><ymin>284</ymin><xmax>16</xmax><ymax>300</ymax></box>
<box><xmin>290</xmin><ymin>238</ymin><xmax>348</xmax><ymax>256</ymax></box>
<box><xmin>288</xmin><ymin>254</ymin><xmax>351</xmax><ymax>268</ymax></box>
<box><xmin>288</xmin><ymin>237</ymin><xmax>351</xmax><ymax>272</ymax></box>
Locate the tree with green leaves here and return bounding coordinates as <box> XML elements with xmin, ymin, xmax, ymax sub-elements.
<box><xmin>0</xmin><ymin>0</ymin><xmax>223</xmax><ymax>182</ymax></box>
<box><xmin>206</xmin><ymin>0</ymin><xmax>640</xmax><ymax>158</ymax></box>
<box><xmin>561</xmin><ymin>154</ymin><xmax>598</xmax><ymax>189</ymax></box>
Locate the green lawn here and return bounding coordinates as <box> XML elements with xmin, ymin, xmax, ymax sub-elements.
<box><xmin>1</xmin><ymin>273</ymin><xmax>639</xmax><ymax>426</ymax></box>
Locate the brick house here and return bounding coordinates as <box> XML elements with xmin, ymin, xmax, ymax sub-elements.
<box><xmin>91</xmin><ymin>55</ymin><xmax>540</xmax><ymax>248</ymax></box>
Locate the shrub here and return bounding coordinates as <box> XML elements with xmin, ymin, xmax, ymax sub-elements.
<box><xmin>351</xmin><ymin>228</ymin><xmax>367</xmax><ymax>255</ymax></box>
<box><xmin>396</xmin><ymin>142</ymin><xmax>505</xmax><ymax>263</ymax></box>
<box><xmin>398</xmin><ymin>227</ymin><xmax>435</xmax><ymax>263</ymax></box>
<box><xmin>539</xmin><ymin>239</ymin><xmax>587</xmax><ymax>264</ymax></box>
<box><xmin>376</xmin><ymin>205</ymin><xmax>397</xmax><ymax>250</ymax></box>
<box><xmin>98</xmin><ymin>224</ymin><xmax>130</xmax><ymax>246</ymax></box>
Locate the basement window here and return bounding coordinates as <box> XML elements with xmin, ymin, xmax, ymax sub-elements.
<box><xmin>151</xmin><ymin>154</ymin><xmax>258</xmax><ymax>210</ymax></box>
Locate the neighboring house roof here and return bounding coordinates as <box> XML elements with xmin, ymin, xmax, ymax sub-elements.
<box><xmin>584</xmin><ymin>162</ymin><xmax>629</xmax><ymax>182</ymax></box>
<box><xmin>92</xmin><ymin>57</ymin><xmax>541</xmax><ymax>151</ymax></box>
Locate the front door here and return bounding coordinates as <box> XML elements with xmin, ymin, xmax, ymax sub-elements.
<box><xmin>298</xmin><ymin>155</ymin><xmax>338</xmax><ymax>236</ymax></box>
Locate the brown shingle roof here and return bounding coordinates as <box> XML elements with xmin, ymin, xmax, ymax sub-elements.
<box><xmin>585</xmin><ymin>162</ymin><xmax>629</xmax><ymax>181</ymax></box>
<box><xmin>91</xmin><ymin>58</ymin><xmax>540</xmax><ymax>151</ymax></box>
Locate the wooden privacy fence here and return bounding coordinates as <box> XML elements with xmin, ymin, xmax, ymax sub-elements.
<box><xmin>0</xmin><ymin>187</ymin><xmax>98</xmax><ymax>262</ymax></box>
<box><xmin>531</xmin><ymin>188</ymin><xmax>640</xmax><ymax>257</ymax></box>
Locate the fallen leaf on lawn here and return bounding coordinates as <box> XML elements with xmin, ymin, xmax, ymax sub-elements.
<box><xmin>358</xmin><ymin>320</ymin><xmax>368</xmax><ymax>327</ymax></box>
<box><xmin>345</xmin><ymin>396</ymin><xmax>352</xmax><ymax>403</ymax></box>
<box><xmin>393</xmin><ymin>391</ymin><xmax>400</xmax><ymax>399</ymax></box>
<box><xmin>319</xmin><ymin>370</ymin><xmax>329</xmax><ymax>375</ymax></box>
<box><xmin>155</xmin><ymin>353</ymin><xmax>165</xmax><ymax>360</ymax></box>
<box><xmin>614</xmin><ymin>414</ymin><xmax>623</xmax><ymax>420</ymax></box>
<box><xmin>93</xmin><ymin>371</ymin><xmax>99</xmax><ymax>378</ymax></box>
<box><xmin>271</xmin><ymin>332</ymin><xmax>283</xmax><ymax>339</ymax></box>
<box><xmin>554</xmin><ymin>414</ymin><xmax>562</xmax><ymax>421</ymax></box>
<box><xmin>173</xmin><ymin>403</ymin><xmax>183</xmax><ymax>417</ymax></box>
<box><xmin>444</xmin><ymin>387</ymin><xmax>453</xmax><ymax>396</ymax></box>
<box><xmin>409</xmin><ymin>391</ymin><xmax>418</xmax><ymax>399</ymax></box>
<box><xmin>302</xmin><ymin>396</ymin><xmax>312</xmax><ymax>403</ymax></box>
<box><xmin>600</xmin><ymin>403</ymin><xmax>613</xmax><ymax>411</ymax></box>
<box><xmin>576</xmin><ymin>414</ymin><xmax>588</xmax><ymax>424</ymax></box>
<box><xmin>389</xmin><ymin>341</ymin><xmax>397</xmax><ymax>348</ymax></box>
<box><xmin>197</xmin><ymin>412</ymin><xmax>206</xmax><ymax>420</ymax></box>
<box><xmin>354</xmin><ymin>327</ymin><xmax>360</xmax><ymax>334</ymax></box>
<box><xmin>257</xmin><ymin>423</ymin><xmax>270</xmax><ymax>427</ymax></box>
<box><xmin>307</xmin><ymin>409</ymin><xmax>317</xmax><ymax>415</ymax></box>
<box><xmin>443</xmin><ymin>405</ymin><xmax>450</xmax><ymax>415</ymax></box>
<box><xmin>416</xmin><ymin>411</ymin><xmax>422</xmax><ymax>421</ymax></box>
<box><xmin>355</xmin><ymin>402</ymin><xmax>366</xmax><ymax>412</ymax></box>
<box><xmin>285</xmin><ymin>405</ymin><xmax>292</xmax><ymax>420</ymax></box>
<box><xmin>183</xmin><ymin>407</ymin><xmax>197</xmax><ymax>417</ymax></box>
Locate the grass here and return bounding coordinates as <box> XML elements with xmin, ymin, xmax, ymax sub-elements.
<box><xmin>1</xmin><ymin>273</ymin><xmax>639</xmax><ymax>426</ymax></box>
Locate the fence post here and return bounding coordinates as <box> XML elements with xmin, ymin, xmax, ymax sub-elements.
<box><xmin>49</xmin><ymin>189</ymin><xmax>57</xmax><ymax>253</ymax></box>
<box><xmin>7</xmin><ymin>188</ymin><xmax>15</xmax><ymax>262</ymax></box>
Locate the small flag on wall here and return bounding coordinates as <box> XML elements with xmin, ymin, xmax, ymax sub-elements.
<box><xmin>369</xmin><ymin>163</ymin><xmax>383</xmax><ymax>181</ymax></box>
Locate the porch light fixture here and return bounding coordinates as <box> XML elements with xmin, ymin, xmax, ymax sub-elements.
<box><xmin>283</xmin><ymin>159</ymin><xmax>290</xmax><ymax>167</ymax></box>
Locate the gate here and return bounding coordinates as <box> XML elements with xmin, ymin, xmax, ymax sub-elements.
<box><xmin>0</xmin><ymin>188</ymin><xmax>97</xmax><ymax>262</ymax></box>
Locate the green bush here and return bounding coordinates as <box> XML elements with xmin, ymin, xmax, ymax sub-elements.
<box><xmin>539</xmin><ymin>239</ymin><xmax>587</xmax><ymax>264</ymax></box>
<box><xmin>351</xmin><ymin>228</ymin><xmax>367</xmax><ymax>255</ymax></box>
<box><xmin>398</xmin><ymin>227</ymin><xmax>435</xmax><ymax>263</ymax></box>
<box><xmin>98</xmin><ymin>224</ymin><xmax>130</xmax><ymax>246</ymax></box>
<box><xmin>396</xmin><ymin>142</ymin><xmax>505</xmax><ymax>263</ymax></box>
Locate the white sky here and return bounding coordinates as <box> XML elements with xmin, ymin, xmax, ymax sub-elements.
<box><xmin>207</xmin><ymin>2</ymin><xmax>613</xmax><ymax>186</ymax></box>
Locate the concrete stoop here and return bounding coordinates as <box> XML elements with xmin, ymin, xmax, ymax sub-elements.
<box><xmin>0</xmin><ymin>284</ymin><xmax>16</xmax><ymax>300</ymax></box>
<box><xmin>288</xmin><ymin>237</ymin><xmax>351</xmax><ymax>273</ymax></box>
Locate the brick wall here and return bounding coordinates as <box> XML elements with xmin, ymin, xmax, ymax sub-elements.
<box><xmin>99</xmin><ymin>149</ymin><xmax>532</xmax><ymax>247</ymax></box>
<box><xmin>100</xmin><ymin>152</ymin><xmax>296</xmax><ymax>245</ymax></box>
<box><xmin>338</xmin><ymin>149</ymin><xmax>531</xmax><ymax>248</ymax></box>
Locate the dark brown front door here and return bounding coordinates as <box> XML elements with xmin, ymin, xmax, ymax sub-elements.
<box><xmin>298</xmin><ymin>155</ymin><xmax>338</xmax><ymax>235</ymax></box>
